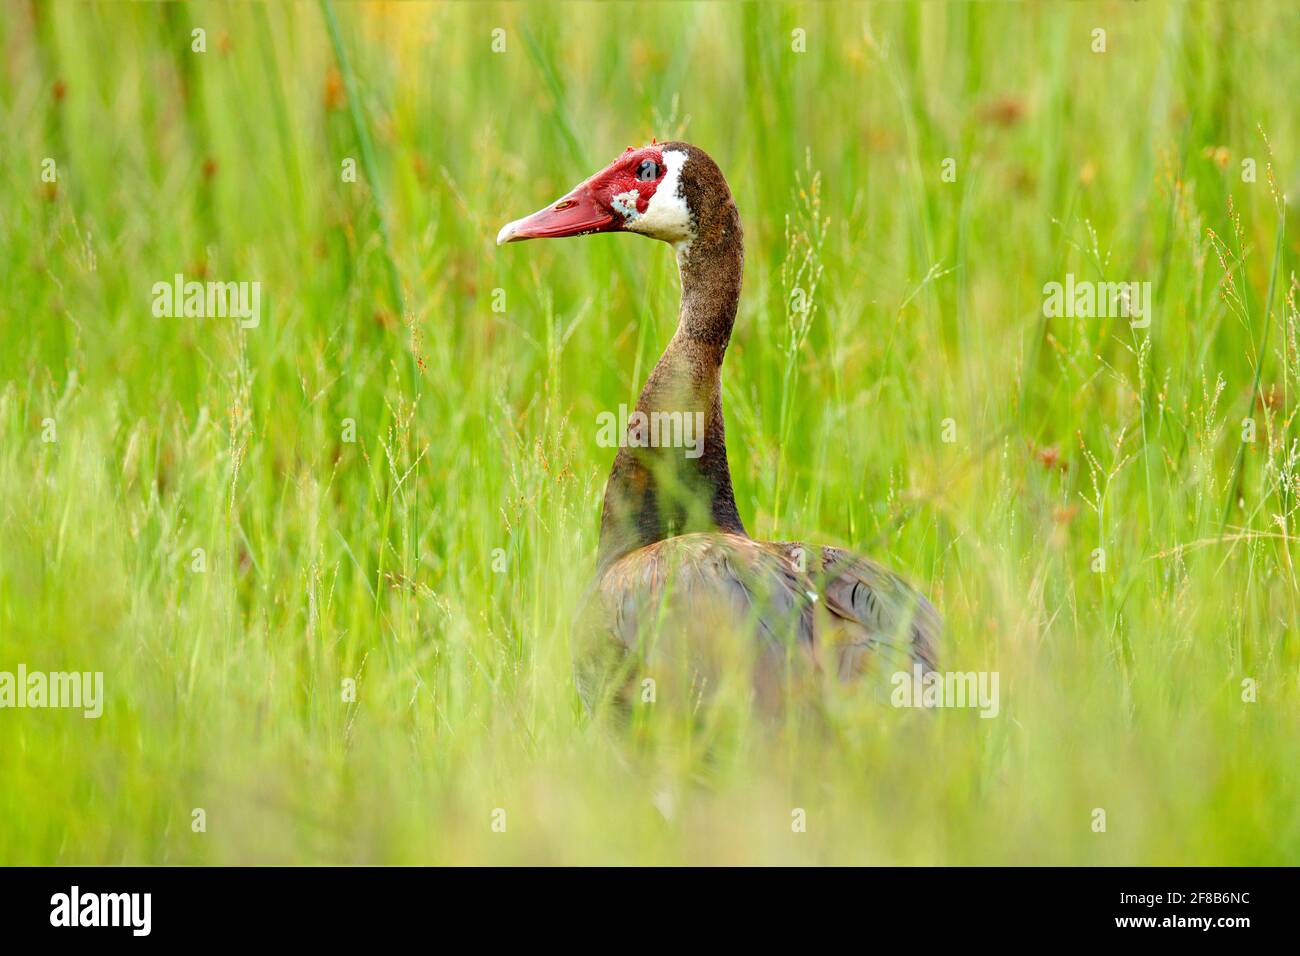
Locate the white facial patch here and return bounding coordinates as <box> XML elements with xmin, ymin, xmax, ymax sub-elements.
<box><xmin>611</xmin><ymin>190</ymin><xmax>640</xmax><ymax>223</ymax></box>
<box><xmin>623</xmin><ymin>148</ymin><xmax>693</xmax><ymax>247</ymax></box>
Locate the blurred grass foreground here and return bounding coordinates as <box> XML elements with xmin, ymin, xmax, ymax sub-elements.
<box><xmin>0</xmin><ymin>0</ymin><xmax>1298</xmax><ymax>864</ymax></box>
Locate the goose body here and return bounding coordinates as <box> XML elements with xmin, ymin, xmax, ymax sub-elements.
<box><xmin>499</xmin><ymin>142</ymin><xmax>939</xmax><ymax>708</ymax></box>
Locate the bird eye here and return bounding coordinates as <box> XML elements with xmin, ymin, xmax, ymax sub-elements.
<box><xmin>636</xmin><ymin>159</ymin><xmax>660</xmax><ymax>182</ymax></box>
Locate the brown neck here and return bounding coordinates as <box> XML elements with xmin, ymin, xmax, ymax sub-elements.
<box><xmin>597</xmin><ymin>202</ymin><xmax>746</xmax><ymax>569</ymax></box>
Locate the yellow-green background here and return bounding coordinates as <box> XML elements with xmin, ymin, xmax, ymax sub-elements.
<box><xmin>1</xmin><ymin>0</ymin><xmax>1297</xmax><ymax>863</ymax></box>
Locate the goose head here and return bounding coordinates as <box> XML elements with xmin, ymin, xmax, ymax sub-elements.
<box><xmin>497</xmin><ymin>142</ymin><xmax>707</xmax><ymax>250</ymax></box>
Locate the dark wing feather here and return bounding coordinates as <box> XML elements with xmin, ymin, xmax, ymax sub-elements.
<box><xmin>578</xmin><ymin>533</ymin><xmax>940</xmax><ymax>710</ymax></box>
<box><xmin>581</xmin><ymin>533</ymin><xmax>818</xmax><ymax>711</ymax></box>
<box><xmin>770</xmin><ymin>542</ymin><xmax>941</xmax><ymax>678</ymax></box>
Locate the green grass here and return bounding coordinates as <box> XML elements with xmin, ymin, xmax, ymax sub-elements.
<box><xmin>1</xmin><ymin>0</ymin><xmax>1297</xmax><ymax>865</ymax></box>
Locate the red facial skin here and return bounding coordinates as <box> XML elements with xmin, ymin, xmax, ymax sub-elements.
<box><xmin>497</xmin><ymin>146</ymin><xmax>667</xmax><ymax>244</ymax></box>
